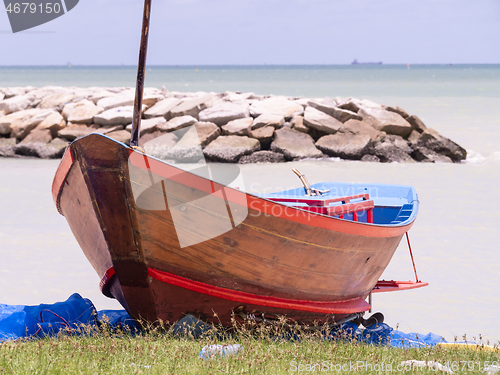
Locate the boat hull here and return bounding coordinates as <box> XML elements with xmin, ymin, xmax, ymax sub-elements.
<box><xmin>53</xmin><ymin>134</ymin><xmax>415</xmax><ymax>326</ymax></box>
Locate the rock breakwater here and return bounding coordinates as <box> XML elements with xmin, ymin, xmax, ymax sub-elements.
<box><xmin>0</xmin><ymin>86</ymin><xmax>467</xmax><ymax>163</ymax></box>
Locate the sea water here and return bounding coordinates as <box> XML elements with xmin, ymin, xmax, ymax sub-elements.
<box><xmin>1</xmin><ymin>65</ymin><xmax>499</xmax><ymax>343</ymax></box>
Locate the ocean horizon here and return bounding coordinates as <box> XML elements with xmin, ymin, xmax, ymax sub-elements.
<box><xmin>2</xmin><ymin>63</ymin><xmax>500</xmax><ymax>99</ymax></box>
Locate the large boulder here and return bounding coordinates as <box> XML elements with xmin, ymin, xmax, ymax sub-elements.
<box><xmin>316</xmin><ymin>133</ymin><xmax>372</xmax><ymax>160</ymax></box>
<box><xmin>221</xmin><ymin>117</ymin><xmax>253</xmax><ymax>136</ymax></box>
<box><xmin>96</xmin><ymin>90</ymin><xmax>162</xmax><ymax>110</ymax></box>
<box><xmin>142</xmin><ymin>132</ymin><xmax>178</xmax><ymax>159</ymax></box>
<box><xmin>339</xmin><ymin>119</ymin><xmax>383</xmax><ymax>139</ymax></box>
<box><xmin>203</xmin><ymin>135</ymin><xmax>260</xmax><ymax>163</ymax></box>
<box><xmin>290</xmin><ymin>115</ymin><xmax>310</xmax><ymax>133</ymax></box>
<box><xmin>0</xmin><ymin>94</ymin><xmax>34</xmax><ymax>114</ymax></box>
<box><xmin>413</xmin><ymin>128</ymin><xmax>466</xmax><ymax>162</ymax></box>
<box><xmin>406</xmin><ymin>115</ymin><xmax>428</xmax><ymax>133</ymax></box>
<box><xmin>308</xmin><ymin>100</ymin><xmax>362</xmax><ymax>123</ymax></box>
<box><xmin>63</xmin><ymin>100</ymin><xmax>104</xmax><ymax>125</ymax></box>
<box><xmin>3</xmin><ymin>109</ymin><xmax>54</xmax><ymax>140</ymax></box>
<box><xmin>94</xmin><ymin>125</ymin><xmax>124</xmax><ymax>135</ymax></box>
<box><xmin>249</xmin><ymin>97</ymin><xmax>303</xmax><ymax>119</ymax></box>
<box><xmin>18</xmin><ymin>129</ymin><xmax>52</xmax><ymax>145</ymax></box>
<box><xmin>303</xmin><ymin>107</ymin><xmax>343</xmax><ymax>134</ymax></box>
<box><xmin>143</xmin><ymin>97</ymin><xmax>182</xmax><ymax>119</ymax></box>
<box><xmin>14</xmin><ymin>143</ymin><xmax>47</xmax><ymax>158</ymax></box>
<box><xmin>407</xmin><ymin>130</ymin><xmax>422</xmax><ymax>145</ymax></box>
<box><xmin>159</xmin><ymin>115</ymin><xmax>197</xmax><ymax>132</ymax></box>
<box><xmin>337</xmin><ymin>98</ymin><xmax>383</xmax><ymax>113</ymax></box>
<box><xmin>249</xmin><ymin>126</ymin><xmax>275</xmax><ymax>150</ymax></box>
<box><xmin>106</xmin><ymin>130</ymin><xmax>131</xmax><ymax>145</ymax></box>
<box><xmin>125</xmin><ymin>117</ymin><xmax>166</xmax><ymax>137</ymax></box>
<box><xmin>411</xmin><ymin>146</ymin><xmax>453</xmax><ymax>163</ymax></box>
<box><xmin>34</xmin><ymin>111</ymin><xmax>66</xmax><ymax>138</ymax></box>
<box><xmin>194</xmin><ymin>122</ymin><xmax>221</xmax><ymax>146</ymax></box>
<box><xmin>87</xmin><ymin>90</ymin><xmax>116</xmax><ymax>104</ymax></box>
<box><xmin>361</xmin><ymin>154</ymin><xmax>380</xmax><ymax>162</ymax></box>
<box><xmin>239</xmin><ymin>150</ymin><xmax>285</xmax><ymax>164</ymax></box>
<box><xmin>96</xmin><ymin>92</ymin><xmax>134</xmax><ymax>110</ymax></box>
<box><xmin>359</xmin><ymin>107</ymin><xmax>413</xmax><ymax>138</ymax></box>
<box><xmin>369</xmin><ymin>134</ymin><xmax>414</xmax><ymax>163</ymax></box>
<box><xmin>270</xmin><ymin>128</ymin><xmax>323</xmax><ymax>160</ymax></box>
<box><xmin>14</xmin><ymin>137</ymin><xmax>68</xmax><ymax>159</ymax></box>
<box><xmin>158</xmin><ymin>126</ymin><xmax>206</xmax><ymax>163</ymax></box>
<box><xmin>385</xmin><ymin>105</ymin><xmax>410</xmax><ymax>119</ymax></box>
<box><xmin>0</xmin><ymin>138</ymin><xmax>16</xmax><ymax>157</ymax></box>
<box><xmin>0</xmin><ymin>87</ymin><xmax>27</xmax><ymax>98</ymax></box>
<box><xmin>198</xmin><ymin>102</ymin><xmax>250</xmax><ymax>126</ymax></box>
<box><xmin>94</xmin><ymin>106</ymin><xmax>134</xmax><ymax>126</ymax></box>
<box><xmin>58</xmin><ymin>124</ymin><xmax>95</xmax><ymax>141</ymax></box>
<box><xmin>170</xmin><ymin>94</ymin><xmax>218</xmax><ymax>119</ymax></box>
<box><xmin>225</xmin><ymin>91</ymin><xmax>254</xmax><ymax>102</ymax></box>
<box><xmin>37</xmin><ymin>91</ymin><xmax>76</xmax><ymax>110</ymax></box>
<box><xmin>46</xmin><ymin>138</ymin><xmax>70</xmax><ymax>158</ymax></box>
<box><xmin>0</xmin><ymin>111</ymin><xmax>24</xmax><ymax>135</ymax></box>
<box><xmin>252</xmin><ymin>113</ymin><xmax>285</xmax><ymax>130</ymax></box>
<box><xmin>29</xmin><ymin>87</ymin><xmax>72</xmax><ymax>104</ymax></box>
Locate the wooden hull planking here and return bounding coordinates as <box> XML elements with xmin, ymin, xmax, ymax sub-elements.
<box><xmin>53</xmin><ymin>134</ymin><xmax>416</xmax><ymax>326</ymax></box>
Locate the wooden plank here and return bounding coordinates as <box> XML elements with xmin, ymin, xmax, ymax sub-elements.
<box><xmin>372</xmin><ymin>280</ymin><xmax>429</xmax><ymax>293</ymax></box>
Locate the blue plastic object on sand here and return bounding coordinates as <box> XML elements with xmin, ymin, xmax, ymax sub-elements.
<box><xmin>0</xmin><ymin>293</ymin><xmax>96</xmax><ymax>341</ymax></box>
<box><xmin>1</xmin><ymin>294</ymin><xmax>447</xmax><ymax>348</ymax></box>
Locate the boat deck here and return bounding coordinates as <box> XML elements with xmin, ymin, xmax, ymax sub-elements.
<box><xmin>262</xmin><ymin>182</ymin><xmax>418</xmax><ymax>226</ymax></box>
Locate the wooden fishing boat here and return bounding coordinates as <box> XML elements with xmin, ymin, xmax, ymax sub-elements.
<box><xmin>51</xmin><ymin>0</ymin><xmax>427</xmax><ymax>327</ymax></box>
<box><xmin>51</xmin><ymin>131</ymin><xmax>427</xmax><ymax>326</ymax></box>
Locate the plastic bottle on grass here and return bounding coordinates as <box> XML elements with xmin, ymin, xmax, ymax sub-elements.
<box><xmin>199</xmin><ymin>344</ymin><xmax>244</xmax><ymax>359</ymax></box>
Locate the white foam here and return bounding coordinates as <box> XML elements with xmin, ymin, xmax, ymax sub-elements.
<box><xmin>464</xmin><ymin>150</ymin><xmax>500</xmax><ymax>165</ymax></box>
<box><xmin>464</xmin><ymin>150</ymin><xmax>488</xmax><ymax>164</ymax></box>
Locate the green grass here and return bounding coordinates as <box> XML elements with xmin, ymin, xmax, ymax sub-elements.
<box><xmin>1</xmin><ymin>320</ymin><xmax>499</xmax><ymax>374</ymax></box>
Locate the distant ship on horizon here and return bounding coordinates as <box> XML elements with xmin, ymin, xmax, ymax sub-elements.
<box><xmin>351</xmin><ymin>59</ymin><xmax>383</xmax><ymax>65</ymax></box>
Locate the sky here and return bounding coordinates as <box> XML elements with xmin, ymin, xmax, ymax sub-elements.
<box><xmin>0</xmin><ymin>0</ymin><xmax>499</xmax><ymax>65</ymax></box>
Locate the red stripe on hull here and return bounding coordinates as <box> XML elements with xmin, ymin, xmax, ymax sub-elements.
<box><xmin>148</xmin><ymin>268</ymin><xmax>370</xmax><ymax>314</ymax></box>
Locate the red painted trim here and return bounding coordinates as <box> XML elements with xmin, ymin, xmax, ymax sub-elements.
<box><xmin>268</xmin><ymin>193</ymin><xmax>370</xmax><ymax>207</ymax></box>
<box><xmin>128</xmin><ymin>150</ymin><xmax>413</xmax><ymax>238</ymax></box>
<box><xmin>371</xmin><ymin>280</ymin><xmax>428</xmax><ymax>293</ymax></box>
<box><xmin>367</xmin><ymin>208</ymin><xmax>373</xmax><ymax>224</ymax></box>
<box><xmin>247</xmin><ymin>196</ymin><xmax>412</xmax><ymax>238</ymax></box>
<box><xmin>148</xmin><ymin>268</ymin><xmax>370</xmax><ymax>314</ymax></box>
<box><xmin>99</xmin><ymin>267</ymin><xmax>116</xmax><ymax>298</ymax></box>
<box><xmin>51</xmin><ymin>147</ymin><xmax>74</xmax><ymax>215</ymax></box>
<box><xmin>299</xmin><ymin>200</ymin><xmax>374</xmax><ymax>217</ymax></box>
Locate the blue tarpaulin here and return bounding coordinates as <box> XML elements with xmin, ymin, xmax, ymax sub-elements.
<box><xmin>0</xmin><ymin>294</ymin><xmax>137</xmax><ymax>341</ymax></box>
<box><xmin>340</xmin><ymin>321</ymin><xmax>447</xmax><ymax>348</ymax></box>
<box><xmin>1</xmin><ymin>294</ymin><xmax>446</xmax><ymax>348</ymax></box>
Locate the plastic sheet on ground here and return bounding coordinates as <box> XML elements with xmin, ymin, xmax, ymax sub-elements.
<box><xmin>1</xmin><ymin>294</ymin><xmax>96</xmax><ymax>341</ymax></box>
<box><xmin>0</xmin><ymin>294</ymin><xmax>138</xmax><ymax>341</ymax></box>
<box><xmin>340</xmin><ymin>321</ymin><xmax>447</xmax><ymax>347</ymax></box>
<box><xmin>2</xmin><ymin>294</ymin><xmax>447</xmax><ymax>348</ymax></box>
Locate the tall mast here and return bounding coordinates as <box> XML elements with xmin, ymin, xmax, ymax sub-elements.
<box><xmin>130</xmin><ymin>0</ymin><xmax>152</xmax><ymax>147</ymax></box>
